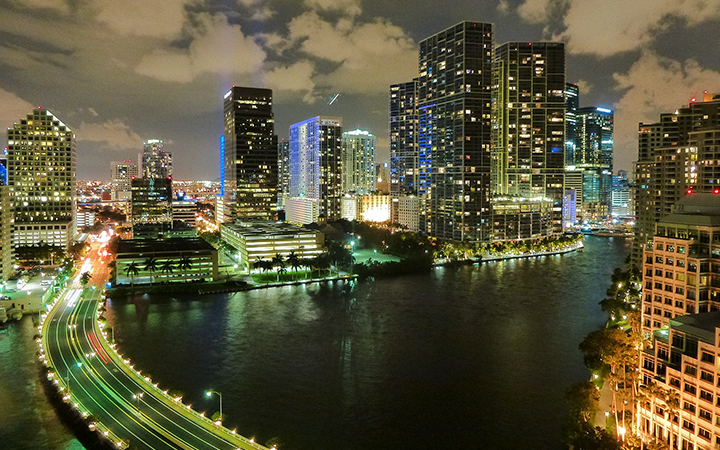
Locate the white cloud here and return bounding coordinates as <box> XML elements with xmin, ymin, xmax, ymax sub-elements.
<box><xmin>263</xmin><ymin>60</ymin><xmax>318</xmax><ymax>102</ymax></box>
<box><xmin>497</xmin><ymin>0</ymin><xmax>511</xmax><ymax>14</ymax></box>
<box><xmin>10</xmin><ymin>0</ymin><xmax>69</xmax><ymax>14</ymax></box>
<box><xmin>304</xmin><ymin>0</ymin><xmax>362</xmax><ymax>17</ymax></box>
<box><xmin>575</xmin><ymin>79</ymin><xmax>592</xmax><ymax>95</ymax></box>
<box><xmin>237</xmin><ymin>0</ymin><xmax>275</xmax><ymax>20</ymax></box>
<box><xmin>515</xmin><ymin>0</ymin><xmax>720</xmax><ymax>57</ymax></box>
<box><xmin>612</xmin><ymin>51</ymin><xmax>720</xmax><ymax>169</ymax></box>
<box><xmin>76</xmin><ymin>119</ymin><xmax>144</xmax><ymax>149</ymax></box>
<box><xmin>0</xmin><ymin>87</ymin><xmax>35</xmax><ymax>131</ymax></box>
<box><xmin>283</xmin><ymin>13</ymin><xmax>417</xmax><ymax>94</ymax></box>
<box><xmin>94</xmin><ymin>0</ymin><xmax>187</xmax><ymax>39</ymax></box>
<box><xmin>135</xmin><ymin>13</ymin><xmax>266</xmax><ymax>83</ymax></box>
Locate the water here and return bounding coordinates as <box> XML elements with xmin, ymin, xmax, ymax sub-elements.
<box><xmin>103</xmin><ymin>236</ymin><xmax>630</xmax><ymax>450</ymax></box>
<box><xmin>0</xmin><ymin>236</ymin><xmax>630</xmax><ymax>450</ymax></box>
<box><xmin>0</xmin><ymin>316</ymin><xmax>85</xmax><ymax>450</ymax></box>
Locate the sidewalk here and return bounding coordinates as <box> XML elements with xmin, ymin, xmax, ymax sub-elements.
<box><xmin>595</xmin><ymin>380</ymin><xmax>614</xmax><ymax>428</ymax></box>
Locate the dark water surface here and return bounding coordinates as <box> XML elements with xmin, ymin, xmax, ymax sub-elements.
<box><xmin>0</xmin><ymin>236</ymin><xmax>630</xmax><ymax>450</ymax></box>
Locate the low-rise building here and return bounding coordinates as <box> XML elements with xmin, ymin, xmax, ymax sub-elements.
<box><xmin>220</xmin><ymin>221</ymin><xmax>325</xmax><ymax>270</ymax></box>
<box><xmin>490</xmin><ymin>197</ymin><xmax>554</xmax><ymax>241</ymax></box>
<box><xmin>114</xmin><ymin>237</ymin><xmax>218</xmax><ymax>285</ymax></box>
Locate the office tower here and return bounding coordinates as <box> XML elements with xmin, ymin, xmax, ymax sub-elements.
<box><xmin>574</xmin><ymin>107</ymin><xmax>614</xmax><ymax>169</ymax></box>
<box><xmin>130</xmin><ymin>178</ymin><xmax>172</xmax><ymax>238</ymax></box>
<box><xmin>493</xmin><ymin>42</ymin><xmax>566</xmax><ymax>231</ymax></box>
<box><xmin>141</xmin><ymin>139</ymin><xmax>172</xmax><ymax>179</ymax></box>
<box><xmin>7</xmin><ymin>108</ymin><xmax>76</xmax><ymax>250</ymax></box>
<box><xmin>390</xmin><ymin>81</ymin><xmax>419</xmax><ymax>196</ymax></box>
<box><xmin>222</xmin><ymin>87</ymin><xmax>278</xmax><ymax>221</ymax></box>
<box><xmin>0</xmin><ymin>181</ymin><xmax>11</xmax><ymax>283</ymax></box>
<box><xmin>111</xmin><ymin>160</ymin><xmax>139</xmax><ymax>201</ymax></box>
<box><xmin>277</xmin><ymin>139</ymin><xmax>290</xmax><ymax>210</ymax></box>
<box><xmin>286</xmin><ymin>116</ymin><xmax>342</xmax><ymax>224</ymax></box>
<box><xmin>342</xmin><ymin>129</ymin><xmax>376</xmax><ymax>195</ymax></box>
<box><xmin>221</xmin><ymin>86</ymin><xmax>278</xmax><ymax>222</ymax></box>
<box><xmin>564</xmin><ymin>83</ymin><xmax>579</xmax><ymax>165</ymax></box>
<box><xmin>632</xmin><ymin>92</ymin><xmax>720</xmax><ymax>266</ymax></box>
<box><xmin>611</xmin><ymin>171</ymin><xmax>631</xmax><ymax>217</ymax></box>
<box><xmin>418</xmin><ymin>22</ymin><xmax>494</xmax><ymax>241</ymax></box>
<box><xmin>375</xmin><ymin>162</ymin><xmax>390</xmax><ymax>193</ymax></box>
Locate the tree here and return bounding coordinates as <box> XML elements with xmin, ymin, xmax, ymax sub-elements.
<box><xmin>143</xmin><ymin>258</ymin><xmax>158</xmax><ymax>285</ymax></box>
<box><xmin>566</xmin><ymin>382</ymin><xmax>601</xmax><ymax>423</ymax></box>
<box><xmin>178</xmin><ymin>257</ymin><xmax>192</xmax><ymax>272</ymax></box>
<box><xmin>80</xmin><ymin>271</ymin><xmax>92</xmax><ymax>287</ymax></box>
<box><xmin>160</xmin><ymin>260</ymin><xmax>175</xmax><ymax>281</ymax></box>
<box><xmin>287</xmin><ymin>251</ymin><xmax>301</xmax><ymax>279</ymax></box>
<box><xmin>663</xmin><ymin>388</ymin><xmax>680</xmax><ymax>450</ymax></box>
<box><xmin>271</xmin><ymin>253</ymin><xmax>285</xmax><ymax>282</ymax></box>
<box><xmin>124</xmin><ymin>262</ymin><xmax>139</xmax><ymax>286</ymax></box>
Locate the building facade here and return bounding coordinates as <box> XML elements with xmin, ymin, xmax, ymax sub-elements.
<box><xmin>390</xmin><ymin>80</ymin><xmax>420</xmax><ymax>224</ymax></box>
<box><xmin>140</xmin><ymin>139</ymin><xmax>172</xmax><ymax>179</ymax></box>
<box><xmin>222</xmin><ymin>86</ymin><xmax>278</xmax><ymax>222</ymax></box>
<box><xmin>342</xmin><ymin>129</ymin><xmax>376</xmax><ymax>195</ymax></box>
<box><xmin>493</xmin><ymin>42</ymin><xmax>566</xmax><ymax>231</ymax></box>
<box><xmin>287</xmin><ymin>116</ymin><xmax>343</xmax><ymax>224</ymax></box>
<box><xmin>220</xmin><ymin>221</ymin><xmax>325</xmax><ymax>271</ymax></box>
<box><xmin>7</xmin><ymin>109</ymin><xmax>76</xmax><ymax>250</ymax></box>
<box><xmin>277</xmin><ymin>139</ymin><xmax>290</xmax><ymax>211</ymax></box>
<box><xmin>111</xmin><ymin>160</ymin><xmax>138</xmax><ymax>201</ymax></box>
<box><xmin>130</xmin><ymin>178</ymin><xmax>172</xmax><ymax>238</ymax></box>
<box><xmin>417</xmin><ymin>22</ymin><xmax>495</xmax><ymax>241</ymax></box>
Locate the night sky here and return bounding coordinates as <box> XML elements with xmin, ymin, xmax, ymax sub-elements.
<box><xmin>1</xmin><ymin>0</ymin><xmax>719</xmax><ymax>180</ymax></box>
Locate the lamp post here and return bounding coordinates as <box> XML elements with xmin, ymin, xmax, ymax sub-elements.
<box><xmin>205</xmin><ymin>390</ymin><xmax>222</xmax><ymax>423</ymax></box>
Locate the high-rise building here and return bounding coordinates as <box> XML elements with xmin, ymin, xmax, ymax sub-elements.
<box><xmin>277</xmin><ymin>139</ymin><xmax>290</xmax><ymax>210</ymax></box>
<box><xmin>342</xmin><ymin>129</ymin><xmax>376</xmax><ymax>195</ymax></box>
<box><xmin>7</xmin><ymin>109</ymin><xmax>76</xmax><ymax>250</ymax></box>
<box><xmin>493</xmin><ymin>42</ymin><xmax>566</xmax><ymax>231</ymax></box>
<box><xmin>574</xmin><ymin>107</ymin><xmax>614</xmax><ymax>169</ymax></box>
<box><xmin>221</xmin><ymin>86</ymin><xmax>278</xmax><ymax>222</ymax></box>
<box><xmin>564</xmin><ymin>83</ymin><xmax>579</xmax><ymax>165</ymax></box>
<box><xmin>111</xmin><ymin>160</ymin><xmax>138</xmax><ymax>201</ymax></box>
<box><xmin>141</xmin><ymin>139</ymin><xmax>172</xmax><ymax>179</ymax></box>
<box><xmin>0</xmin><ymin>181</ymin><xmax>11</xmax><ymax>283</ymax></box>
<box><xmin>632</xmin><ymin>92</ymin><xmax>720</xmax><ymax>266</ymax></box>
<box><xmin>390</xmin><ymin>80</ymin><xmax>420</xmax><ymax>196</ymax></box>
<box><xmin>286</xmin><ymin>116</ymin><xmax>342</xmax><ymax>224</ymax></box>
<box><xmin>417</xmin><ymin>22</ymin><xmax>494</xmax><ymax>241</ymax></box>
<box><xmin>611</xmin><ymin>171</ymin><xmax>631</xmax><ymax>217</ymax></box>
<box><xmin>130</xmin><ymin>177</ymin><xmax>173</xmax><ymax>238</ymax></box>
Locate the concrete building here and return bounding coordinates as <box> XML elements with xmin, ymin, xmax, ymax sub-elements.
<box><xmin>0</xmin><ymin>182</ymin><xmax>12</xmax><ymax>284</ymax></box>
<box><xmin>493</xmin><ymin>41</ymin><xmax>566</xmax><ymax>232</ymax></box>
<box><xmin>115</xmin><ymin>237</ymin><xmax>219</xmax><ymax>285</ymax></box>
<box><xmin>389</xmin><ymin>80</ymin><xmax>420</xmax><ymax>209</ymax></box>
<box><xmin>221</xmin><ymin>86</ymin><xmax>278</xmax><ymax>222</ymax></box>
<box><xmin>7</xmin><ymin>108</ymin><xmax>76</xmax><ymax>250</ymax></box>
<box><xmin>342</xmin><ymin>129</ymin><xmax>376</xmax><ymax>195</ymax></box>
<box><xmin>287</xmin><ymin>116</ymin><xmax>343</xmax><ymax>224</ymax></box>
<box><xmin>140</xmin><ymin>139</ymin><xmax>172</xmax><ymax>179</ymax></box>
<box><xmin>220</xmin><ymin>221</ymin><xmax>325</xmax><ymax>271</ymax></box>
<box><xmin>490</xmin><ymin>197</ymin><xmax>554</xmax><ymax>241</ymax></box>
<box><xmin>633</xmin><ymin>92</ymin><xmax>720</xmax><ymax>267</ymax></box>
<box><xmin>277</xmin><ymin>139</ymin><xmax>290</xmax><ymax>210</ymax></box>
<box><xmin>641</xmin><ymin>193</ymin><xmax>720</xmax><ymax>335</ymax></box>
<box><xmin>639</xmin><ymin>312</ymin><xmax>720</xmax><ymax>449</ymax></box>
<box><xmin>395</xmin><ymin>195</ymin><xmax>423</xmax><ymax>232</ymax></box>
<box><xmin>111</xmin><ymin>160</ymin><xmax>138</xmax><ymax>201</ymax></box>
<box><xmin>341</xmin><ymin>194</ymin><xmax>391</xmax><ymax>222</ymax></box>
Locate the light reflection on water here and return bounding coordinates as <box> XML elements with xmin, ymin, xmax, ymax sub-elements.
<box><xmin>98</xmin><ymin>236</ymin><xmax>630</xmax><ymax>450</ymax></box>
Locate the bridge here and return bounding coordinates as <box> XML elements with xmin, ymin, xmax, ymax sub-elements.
<box><xmin>40</xmin><ymin>243</ymin><xmax>272</xmax><ymax>450</ymax></box>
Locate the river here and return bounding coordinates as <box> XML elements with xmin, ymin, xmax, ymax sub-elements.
<box><xmin>0</xmin><ymin>236</ymin><xmax>630</xmax><ymax>450</ymax></box>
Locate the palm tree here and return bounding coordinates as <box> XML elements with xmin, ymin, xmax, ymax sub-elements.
<box><xmin>160</xmin><ymin>259</ymin><xmax>175</xmax><ymax>282</ymax></box>
<box><xmin>271</xmin><ymin>253</ymin><xmax>285</xmax><ymax>282</ymax></box>
<box><xmin>143</xmin><ymin>257</ymin><xmax>158</xmax><ymax>285</ymax></box>
<box><xmin>664</xmin><ymin>388</ymin><xmax>680</xmax><ymax>450</ymax></box>
<box><xmin>254</xmin><ymin>256</ymin><xmax>264</xmax><ymax>274</ymax></box>
<box><xmin>124</xmin><ymin>262</ymin><xmax>139</xmax><ymax>286</ymax></box>
<box><xmin>178</xmin><ymin>257</ymin><xmax>192</xmax><ymax>272</ymax></box>
<box><xmin>287</xmin><ymin>251</ymin><xmax>301</xmax><ymax>279</ymax></box>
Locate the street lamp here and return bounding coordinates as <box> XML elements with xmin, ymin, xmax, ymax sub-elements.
<box><xmin>205</xmin><ymin>390</ymin><xmax>222</xmax><ymax>423</ymax></box>
<box><xmin>132</xmin><ymin>392</ymin><xmax>144</xmax><ymax>410</ymax></box>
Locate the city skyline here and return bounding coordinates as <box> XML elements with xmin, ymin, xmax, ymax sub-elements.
<box><xmin>1</xmin><ymin>1</ymin><xmax>719</xmax><ymax>180</ymax></box>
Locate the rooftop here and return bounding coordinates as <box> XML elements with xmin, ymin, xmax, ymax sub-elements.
<box><xmin>223</xmin><ymin>221</ymin><xmax>323</xmax><ymax>238</ymax></box>
<box><xmin>669</xmin><ymin>311</ymin><xmax>720</xmax><ymax>344</ymax></box>
<box><xmin>659</xmin><ymin>193</ymin><xmax>720</xmax><ymax>227</ymax></box>
<box><xmin>116</xmin><ymin>237</ymin><xmax>215</xmax><ymax>254</ymax></box>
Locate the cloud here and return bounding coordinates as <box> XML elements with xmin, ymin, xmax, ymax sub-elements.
<box><xmin>94</xmin><ymin>0</ymin><xmax>187</xmax><ymax>39</ymax></box>
<box><xmin>0</xmin><ymin>87</ymin><xmax>35</xmax><ymax>131</ymax></box>
<box><xmin>9</xmin><ymin>0</ymin><xmax>69</xmax><ymax>14</ymax></box>
<box><xmin>497</xmin><ymin>0</ymin><xmax>511</xmax><ymax>14</ymax></box>
<box><xmin>135</xmin><ymin>13</ymin><xmax>266</xmax><ymax>83</ymax></box>
<box><xmin>75</xmin><ymin>119</ymin><xmax>144</xmax><ymax>150</ymax></box>
<box><xmin>283</xmin><ymin>12</ymin><xmax>417</xmax><ymax>94</ymax></box>
<box><xmin>575</xmin><ymin>79</ymin><xmax>592</xmax><ymax>95</ymax></box>
<box><xmin>262</xmin><ymin>60</ymin><xmax>318</xmax><ymax>102</ymax></box>
<box><xmin>612</xmin><ymin>51</ymin><xmax>720</xmax><ymax>168</ymax></box>
<box><xmin>304</xmin><ymin>0</ymin><xmax>362</xmax><ymax>17</ymax></box>
<box><xmin>237</xmin><ymin>0</ymin><xmax>275</xmax><ymax>20</ymax></box>
<box><xmin>515</xmin><ymin>0</ymin><xmax>720</xmax><ymax>57</ymax></box>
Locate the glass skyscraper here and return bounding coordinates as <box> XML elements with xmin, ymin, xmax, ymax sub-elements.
<box><xmin>221</xmin><ymin>86</ymin><xmax>278</xmax><ymax>222</ymax></box>
<box><xmin>342</xmin><ymin>129</ymin><xmax>376</xmax><ymax>195</ymax></box>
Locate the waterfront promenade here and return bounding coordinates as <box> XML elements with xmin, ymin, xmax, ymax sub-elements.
<box><xmin>41</xmin><ymin>244</ymin><xmax>271</xmax><ymax>450</ymax></box>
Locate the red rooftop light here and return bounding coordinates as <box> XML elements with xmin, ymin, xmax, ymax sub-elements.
<box><xmin>686</xmin><ymin>188</ymin><xmax>694</xmax><ymax>194</ymax></box>
<box><xmin>714</xmin><ymin>188</ymin><xmax>720</xmax><ymax>195</ymax></box>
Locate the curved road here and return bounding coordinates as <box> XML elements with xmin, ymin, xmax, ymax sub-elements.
<box><xmin>42</xmin><ymin>244</ymin><xmax>271</xmax><ymax>450</ymax></box>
